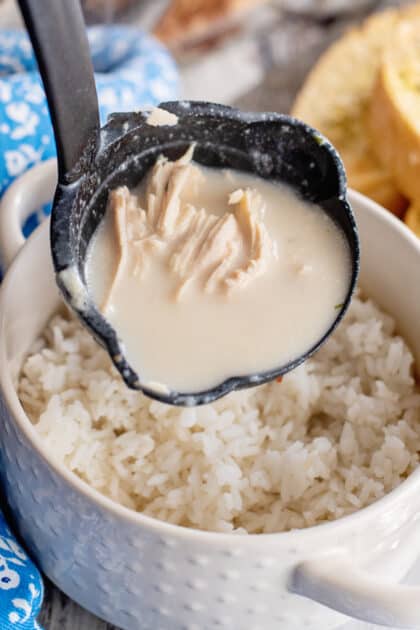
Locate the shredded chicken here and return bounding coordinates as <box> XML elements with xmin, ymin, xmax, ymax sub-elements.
<box><xmin>102</xmin><ymin>147</ymin><xmax>275</xmax><ymax>310</ymax></box>
<box><xmin>226</xmin><ymin>189</ymin><xmax>272</xmax><ymax>290</ymax></box>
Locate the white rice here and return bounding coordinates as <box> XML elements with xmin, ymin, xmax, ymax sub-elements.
<box><xmin>18</xmin><ymin>291</ymin><xmax>420</xmax><ymax>534</ymax></box>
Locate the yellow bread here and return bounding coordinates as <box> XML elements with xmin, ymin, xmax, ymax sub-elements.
<box><xmin>405</xmin><ymin>201</ymin><xmax>420</xmax><ymax>237</ymax></box>
<box><xmin>292</xmin><ymin>6</ymin><xmax>420</xmax><ymax>215</ymax></box>
<box><xmin>341</xmin><ymin>152</ymin><xmax>406</xmax><ymax>215</ymax></box>
<box><xmin>369</xmin><ymin>18</ymin><xmax>420</xmax><ymax>201</ymax></box>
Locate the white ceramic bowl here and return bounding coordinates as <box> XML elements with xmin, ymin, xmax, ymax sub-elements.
<box><xmin>1</xmin><ymin>160</ymin><xmax>420</xmax><ymax>630</ymax></box>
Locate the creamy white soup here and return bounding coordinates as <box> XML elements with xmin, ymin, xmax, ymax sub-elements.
<box><xmin>86</xmin><ymin>147</ymin><xmax>350</xmax><ymax>392</ymax></box>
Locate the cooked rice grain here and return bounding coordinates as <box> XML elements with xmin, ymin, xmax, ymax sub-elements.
<box><xmin>18</xmin><ymin>292</ymin><xmax>420</xmax><ymax>533</ymax></box>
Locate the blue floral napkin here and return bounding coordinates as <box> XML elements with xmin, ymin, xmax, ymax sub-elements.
<box><xmin>0</xmin><ymin>25</ymin><xmax>178</xmax><ymax>195</ymax></box>
<box><xmin>0</xmin><ymin>522</ymin><xmax>43</xmax><ymax>630</ymax></box>
<box><xmin>0</xmin><ymin>25</ymin><xmax>178</xmax><ymax>628</ymax></box>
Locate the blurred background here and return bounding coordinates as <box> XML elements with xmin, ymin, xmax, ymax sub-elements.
<box><xmin>1</xmin><ymin>1</ymin><xmax>418</xmax><ymax>627</ymax></box>
<box><xmin>0</xmin><ymin>0</ymin><xmax>411</xmax><ymax>112</ymax></box>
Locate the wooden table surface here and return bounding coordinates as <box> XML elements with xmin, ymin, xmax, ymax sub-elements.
<box><xmin>4</xmin><ymin>0</ymin><xmax>411</xmax><ymax>627</ymax></box>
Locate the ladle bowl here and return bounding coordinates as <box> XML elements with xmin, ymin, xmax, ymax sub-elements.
<box><xmin>18</xmin><ymin>0</ymin><xmax>359</xmax><ymax>406</ymax></box>
<box><xmin>52</xmin><ymin>101</ymin><xmax>359</xmax><ymax>405</ymax></box>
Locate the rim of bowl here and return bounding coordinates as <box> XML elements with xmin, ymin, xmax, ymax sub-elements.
<box><xmin>1</xmin><ymin>187</ymin><xmax>420</xmax><ymax>545</ymax></box>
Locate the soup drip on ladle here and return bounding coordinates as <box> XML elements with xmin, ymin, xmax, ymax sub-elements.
<box><xmin>18</xmin><ymin>0</ymin><xmax>359</xmax><ymax>406</ymax></box>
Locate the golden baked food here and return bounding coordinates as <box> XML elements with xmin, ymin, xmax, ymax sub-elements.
<box><xmin>292</xmin><ymin>5</ymin><xmax>420</xmax><ymax>216</ymax></box>
<box><xmin>405</xmin><ymin>201</ymin><xmax>420</xmax><ymax>237</ymax></box>
<box><xmin>154</xmin><ymin>0</ymin><xmax>266</xmax><ymax>50</ymax></box>
<box><xmin>368</xmin><ymin>17</ymin><xmax>420</xmax><ymax>201</ymax></box>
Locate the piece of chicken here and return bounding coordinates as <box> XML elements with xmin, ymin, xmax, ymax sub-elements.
<box><xmin>102</xmin><ymin>147</ymin><xmax>274</xmax><ymax>311</ymax></box>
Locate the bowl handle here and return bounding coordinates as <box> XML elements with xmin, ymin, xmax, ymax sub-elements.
<box><xmin>290</xmin><ymin>552</ymin><xmax>420</xmax><ymax>628</ymax></box>
<box><xmin>0</xmin><ymin>159</ymin><xmax>57</xmax><ymax>270</ymax></box>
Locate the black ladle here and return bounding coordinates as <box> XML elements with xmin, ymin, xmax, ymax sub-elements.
<box><xmin>18</xmin><ymin>0</ymin><xmax>359</xmax><ymax>407</ymax></box>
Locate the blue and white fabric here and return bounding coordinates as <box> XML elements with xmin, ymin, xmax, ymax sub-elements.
<box><xmin>0</xmin><ymin>25</ymin><xmax>179</xmax><ymax>196</ymax></box>
<box><xmin>0</xmin><ymin>520</ymin><xmax>43</xmax><ymax>629</ymax></box>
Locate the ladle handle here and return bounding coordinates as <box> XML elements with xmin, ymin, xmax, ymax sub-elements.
<box><xmin>17</xmin><ymin>0</ymin><xmax>100</xmax><ymax>183</ymax></box>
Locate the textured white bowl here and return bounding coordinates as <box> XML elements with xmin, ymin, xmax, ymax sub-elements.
<box><xmin>1</xmin><ymin>160</ymin><xmax>420</xmax><ymax>630</ymax></box>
